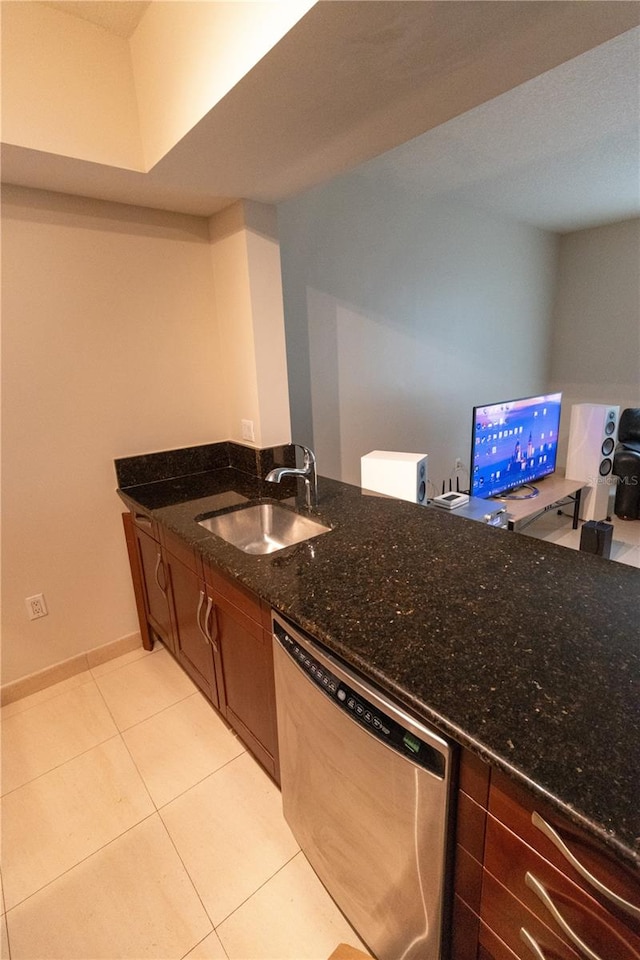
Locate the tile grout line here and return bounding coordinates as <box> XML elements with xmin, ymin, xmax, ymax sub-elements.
<box><xmin>2</xmin><ymin>664</ymin><xmax>197</xmax><ymax>799</ymax></box>
<box><xmin>2</xmin><ymin>810</ymin><xmax>161</xmax><ymax>917</ymax></box>
<box><xmin>93</xmin><ymin>657</ymin><xmax>201</xmax><ymax>734</ymax></box>
<box><xmin>216</xmin><ymin>847</ymin><xmax>303</xmax><ymax>925</ymax></box>
<box><xmin>0</xmin><ymin>672</ymin><xmax>97</xmax><ymax>721</ymax></box>
<box><xmin>1</xmin><ymin>879</ymin><xmax>11</xmax><ymax>960</ymax></box>
<box><xmin>155</xmin><ymin>750</ymin><xmax>299</xmax><ymax>955</ymax></box>
<box><xmin>2</xmin><ymin>664</ymin><xmax>194</xmax><ymax>923</ymax></box>
<box><xmin>109</xmin><ymin>687</ymin><xmax>203</xmax><ymax>734</ymax></box>
<box><xmin>112</xmin><ymin>688</ymin><xmax>247</xmax><ymax>815</ymax></box>
<box><xmin>89</xmin><ymin>690</ymin><xmax>253</xmax><ymax>956</ymax></box>
<box><xmin>87</xmin><ymin>641</ymin><xmax>164</xmax><ymax>679</ymax></box>
<box><xmin>154</xmin><ymin>805</ymin><xmax>219</xmax><ymax>952</ymax></box>
<box><xmin>0</xmin><ymin>643</ymin><xmax>159</xmax><ymax>722</ymax></box>
<box><xmin>0</xmin><ymin>729</ymin><xmax>122</xmax><ymax>800</ymax></box>
<box><xmin>1</xmin><ymin>642</ymin><xmax>159</xmax><ymax>717</ymax></box>
<box><xmin>179</xmin><ymin>927</ymin><xmax>230</xmax><ymax>960</ymax></box>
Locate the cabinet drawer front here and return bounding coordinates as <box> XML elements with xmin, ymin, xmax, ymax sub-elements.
<box><xmin>460</xmin><ymin>748</ymin><xmax>491</xmax><ymax>807</ymax></box>
<box><xmin>455</xmin><ymin>843</ymin><xmax>484</xmax><ymax>916</ymax></box>
<box><xmin>489</xmin><ymin>769</ymin><xmax>640</xmax><ymax>931</ymax></box>
<box><xmin>485</xmin><ymin>814</ymin><xmax>640</xmax><ymax>960</ymax></box>
<box><xmin>481</xmin><ymin>869</ymin><xmax>582</xmax><ymax>960</ymax></box>
<box><xmin>131</xmin><ymin>509</ymin><xmax>159</xmax><ymax>540</ymax></box>
<box><xmin>162</xmin><ymin>528</ymin><xmax>203</xmax><ymax>577</ymax></box>
<box><xmin>457</xmin><ymin>789</ymin><xmax>488</xmax><ymax>863</ymax></box>
<box><xmin>205</xmin><ymin>565</ymin><xmax>261</xmax><ymax>623</ymax></box>
<box><xmin>451</xmin><ymin>893</ymin><xmax>481</xmax><ymax>960</ymax></box>
<box><xmin>479</xmin><ymin>920</ymin><xmax>520</xmax><ymax>960</ymax></box>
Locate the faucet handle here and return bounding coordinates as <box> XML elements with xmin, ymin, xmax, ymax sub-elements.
<box><xmin>298</xmin><ymin>444</ymin><xmax>316</xmax><ymax>466</ymax></box>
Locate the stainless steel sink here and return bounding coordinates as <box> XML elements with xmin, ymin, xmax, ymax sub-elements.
<box><xmin>197</xmin><ymin>502</ymin><xmax>331</xmax><ymax>555</ymax></box>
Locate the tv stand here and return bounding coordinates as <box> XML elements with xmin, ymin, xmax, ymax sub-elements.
<box><xmin>497</xmin><ymin>476</ymin><xmax>584</xmax><ymax>532</ymax></box>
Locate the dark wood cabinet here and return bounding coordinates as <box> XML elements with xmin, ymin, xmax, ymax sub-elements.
<box><xmin>451</xmin><ymin>750</ymin><xmax>640</xmax><ymax>960</ymax></box>
<box><xmin>453</xmin><ymin>747</ymin><xmax>491</xmax><ymax>960</ymax></box>
<box><xmin>123</xmin><ymin>511</ymin><xmax>173</xmax><ymax>652</ymax></box>
<box><xmin>163</xmin><ymin>546</ymin><xmax>221</xmax><ymax>708</ymax></box>
<box><xmin>453</xmin><ymin>753</ymin><xmax>640</xmax><ymax>960</ymax></box>
<box><xmin>480</xmin><ymin>869</ymin><xmax>582</xmax><ymax>960</ymax></box>
<box><xmin>123</xmin><ymin>509</ymin><xmax>280</xmax><ymax>783</ymax></box>
<box><xmin>482</xmin><ymin>770</ymin><xmax>640</xmax><ymax>960</ymax></box>
<box><xmin>205</xmin><ymin>565</ymin><xmax>280</xmax><ymax>784</ymax></box>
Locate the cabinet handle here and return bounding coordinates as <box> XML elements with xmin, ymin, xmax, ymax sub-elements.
<box><xmin>532</xmin><ymin>812</ymin><xmax>640</xmax><ymax>921</ymax></box>
<box><xmin>196</xmin><ymin>590</ymin><xmax>209</xmax><ymax>644</ymax></box>
<box><xmin>520</xmin><ymin>928</ymin><xmax>549</xmax><ymax>960</ymax></box>
<box><xmin>204</xmin><ymin>595</ymin><xmax>219</xmax><ymax>652</ymax></box>
<box><xmin>134</xmin><ymin>513</ymin><xmax>153</xmax><ymax>527</ymax></box>
<box><xmin>154</xmin><ymin>552</ymin><xmax>167</xmax><ymax>597</ymax></box>
<box><xmin>525</xmin><ymin>872</ymin><xmax>604</xmax><ymax>960</ymax></box>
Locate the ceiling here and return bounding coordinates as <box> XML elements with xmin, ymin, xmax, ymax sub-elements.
<box><xmin>358</xmin><ymin>26</ymin><xmax>640</xmax><ymax>233</ymax></box>
<box><xmin>2</xmin><ymin>1</ymin><xmax>640</xmax><ymax>232</ymax></box>
<box><xmin>42</xmin><ymin>1</ymin><xmax>151</xmax><ymax>39</ymax></box>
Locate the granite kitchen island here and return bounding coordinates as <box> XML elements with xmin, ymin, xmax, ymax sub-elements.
<box><xmin>116</xmin><ymin>441</ymin><xmax>640</xmax><ymax>875</ymax></box>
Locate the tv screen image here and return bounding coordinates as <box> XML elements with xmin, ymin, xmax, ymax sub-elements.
<box><xmin>470</xmin><ymin>393</ymin><xmax>562</xmax><ymax>500</ymax></box>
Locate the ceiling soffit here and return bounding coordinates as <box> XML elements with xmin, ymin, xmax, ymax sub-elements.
<box><xmin>2</xmin><ymin>1</ymin><xmax>640</xmax><ymax>228</ymax></box>
<box><xmin>41</xmin><ymin>1</ymin><xmax>151</xmax><ymax>39</ymax></box>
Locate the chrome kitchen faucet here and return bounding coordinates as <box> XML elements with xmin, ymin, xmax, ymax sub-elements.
<box><xmin>266</xmin><ymin>444</ymin><xmax>318</xmax><ymax>509</ymax></box>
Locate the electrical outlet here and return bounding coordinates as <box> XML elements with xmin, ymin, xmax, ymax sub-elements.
<box><xmin>241</xmin><ymin>419</ymin><xmax>255</xmax><ymax>442</ymax></box>
<box><xmin>26</xmin><ymin>593</ymin><xmax>48</xmax><ymax>620</ymax></box>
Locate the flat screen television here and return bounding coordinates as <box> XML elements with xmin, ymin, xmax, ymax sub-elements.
<box><xmin>470</xmin><ymin>392</ymin><xmax>562</xmax><ymax>500</ymax></box>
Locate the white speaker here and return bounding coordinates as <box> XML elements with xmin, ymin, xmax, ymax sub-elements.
<box><xmin>565</xmin><ymin>403</ymin><xmax>619</xmax><ymax>521</ymax></box>
<box><xmin>361</xmin><ymin>451</ymin><xmax>428</xmax><ymax>505</ymax></box>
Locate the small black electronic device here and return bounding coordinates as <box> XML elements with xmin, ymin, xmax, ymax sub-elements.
<box><xmin>579</xmin><ymin>520</ymin><xmax>613</xmax><ymax>559</ymax></box>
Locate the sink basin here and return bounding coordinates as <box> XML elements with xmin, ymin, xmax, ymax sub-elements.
<box><xmin>197</xmin><ymin>502</ymin><xmax>331</xmax><ymax>555</ymax></box>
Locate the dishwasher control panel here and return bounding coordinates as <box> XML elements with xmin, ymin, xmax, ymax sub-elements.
<box><xmin>274</xmin><ymin>620</ymin><xmax>445</xmax><ymax>778</ymax></box>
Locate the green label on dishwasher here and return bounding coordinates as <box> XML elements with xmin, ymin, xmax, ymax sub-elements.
<box><xmin>403</xmin><ymin>732</ymin><xmax>420</xmax><ymax>754</ymax></box>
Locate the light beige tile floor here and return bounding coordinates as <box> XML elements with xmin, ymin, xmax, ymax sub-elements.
<box><xmin>0</xmin><ymin>644</ymin><xmax>368</xmax><ymax>960</ymax></box>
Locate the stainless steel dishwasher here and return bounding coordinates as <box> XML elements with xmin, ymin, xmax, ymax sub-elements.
<box><xmin>272</xmin><ymin>612</ymin><xmax>454</xmax><ymax>960</ymax></box>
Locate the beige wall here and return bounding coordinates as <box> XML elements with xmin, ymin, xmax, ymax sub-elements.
<box><xmin>245</xmin><ymin>206</ymin><xmax>292</xmax><ymax>448</ymax></box>
<box><xmin>209</xmin><ymin>201</ymin><xmax>291</xmax><ymax>448</ymax></box>
<box><xmin>0</xmin><ymin>2</ymin><xmax>143</xmax><ymax>169</ymax></box>
<box><xmin>1</xmin><ymin>187</ymin><xmax>229</xmax><ymax>684</ymax></box>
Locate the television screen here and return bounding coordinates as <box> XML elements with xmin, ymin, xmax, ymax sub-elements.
<box><xmin>470</xmin><ymin>393</ymin><xmax>562</xmax><ymax>499</ymax></box>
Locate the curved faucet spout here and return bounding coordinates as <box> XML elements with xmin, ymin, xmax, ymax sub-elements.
<box><xmin>266</xmin><ymin>444</ymin><xmax>318</xmax><ymax>509</ymax></box>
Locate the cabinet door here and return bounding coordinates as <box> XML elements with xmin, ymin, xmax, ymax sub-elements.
<box><xmin>132</xmin><ymin>523</ymin><xmax>174</xmax><ymax>651</ymax></box>
<box><xmin>166</xmin><ymin>552</ymin><xmax>219</xmax><ymax>707</ymax></box>
<box><xmin>215</xmin><ymin>601</ymin><xmax>279</xmax><ymax>782</ymax></box>
<box><xmin>484</xmin><ymin>769</ymin><xmax>640</xmax><ymax>960</ymax></box>
<box><xmin>122</xmin><ymin>513</ymin><xmax>153</xmax><ymax>651</ymax></box>
<box><xmin>480</xmin><ymin>869</ymin><xmax>583</xmax><ymax>960</ymax></box>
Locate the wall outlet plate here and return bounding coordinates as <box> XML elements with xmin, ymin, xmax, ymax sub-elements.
<box><xmin>241</xmin><ymin>419</ymin><xmax>255</xmax><ymax>442</ymax></box>
<box><xmin>26</xmin><ymin>593</ymin><xmax>48</xmax><ymax>620</ymax></box>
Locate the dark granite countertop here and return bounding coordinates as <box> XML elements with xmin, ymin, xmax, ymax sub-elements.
<box><xmin>117</xmin><ymin>451</ymin><xmax>640</xmax><ymax>871</ymax></box>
